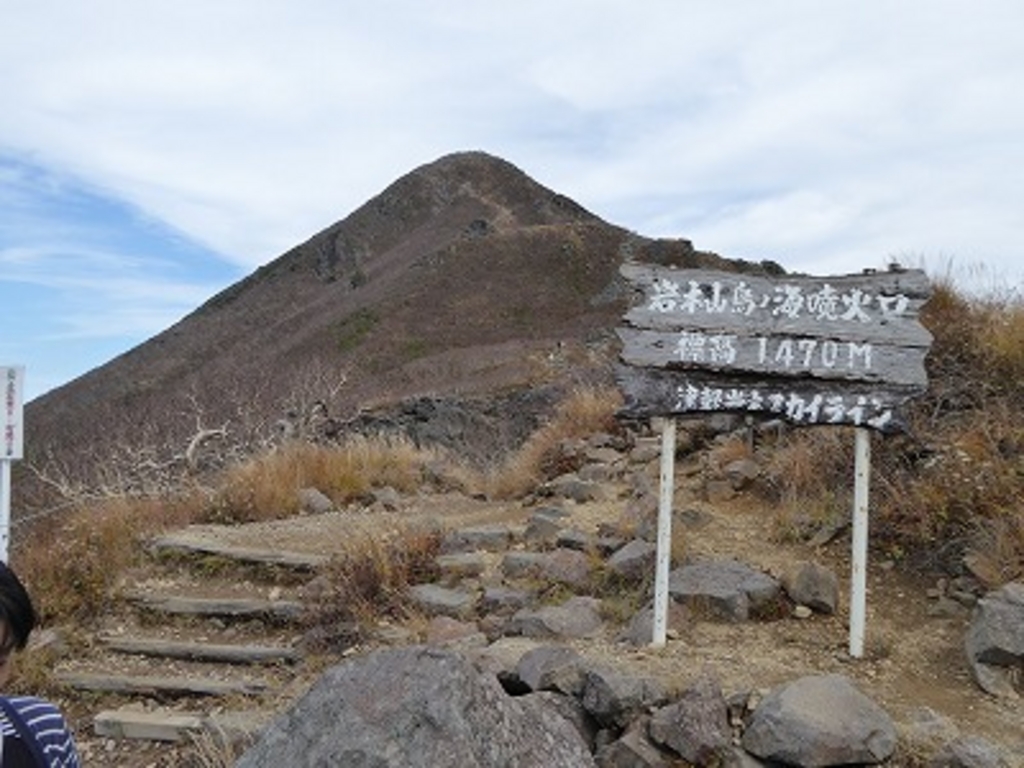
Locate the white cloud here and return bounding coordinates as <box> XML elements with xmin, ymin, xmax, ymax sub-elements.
<box><xmin>1</xmin><ymin>0</ymin><xmax>1023</xmax><ymax>288</ymax></box>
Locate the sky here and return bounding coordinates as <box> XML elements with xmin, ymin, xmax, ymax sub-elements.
<box><xmin>1</xmin><ymin>1</ymin><xmax>1022</xmax><ymax>401</ymax></box>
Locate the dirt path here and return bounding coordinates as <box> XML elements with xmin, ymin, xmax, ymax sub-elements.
<box><xmin>159</xmin><ymin>483</ymin><xmax>1020</xmax><ymax>752</ymax></box>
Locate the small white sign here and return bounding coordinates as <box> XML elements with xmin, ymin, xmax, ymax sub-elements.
<box><xmin>2</xmin><ymin>366</ymin><xmax>24</xmax><ymax>460</ymax></box>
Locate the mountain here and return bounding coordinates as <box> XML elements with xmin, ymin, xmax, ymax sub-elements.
<box><xmin>23</xmin><ymin>151</ymin><xmax>770</xmax><ymax>494</ymax></box>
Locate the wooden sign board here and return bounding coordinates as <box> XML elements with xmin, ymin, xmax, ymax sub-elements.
<box><xmin>616</xmin><ymin>265</ymin><xmax>932</xmax><ymax>433</ymax></box>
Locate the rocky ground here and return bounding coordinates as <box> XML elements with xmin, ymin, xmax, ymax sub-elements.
<box><xmin>43</xmin><ymin>437</ymin><xmax>1023</xmax><ymax>766</ymax></box>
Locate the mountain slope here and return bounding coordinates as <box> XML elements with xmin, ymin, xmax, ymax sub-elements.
<box><xmin>23</xmin><ymin>151</ymin><xmax>768</xmax><ymax>491</ymax></box>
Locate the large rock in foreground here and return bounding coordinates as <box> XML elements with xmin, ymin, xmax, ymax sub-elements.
<box><xmin>964</xmin><ymin>581</ymin><xmax>1024</xmax><ymax>699</ymax></box>
<box><xmin>236</xmin><ymin>645</ymin><xmax>596</xmax><ymax>767</ymax></box>
<box><xmin>742</xmin><ymin>674</ymin><xmax>896</xmax><ymax>766</ymax></box>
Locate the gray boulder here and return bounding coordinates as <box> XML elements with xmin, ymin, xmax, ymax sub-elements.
<box><xmin>926</xmin><ymin>735</ymin><xmax>1015</xmax><ymax>768</ymax></box>
<box><xmin>668</xmin><ymin>559</ymin><xmax>782</xmax><ymax>621</ymax></box>
<box><xmin>515</xmin><ymin>644</ymin><xmax>586</xmax><ymax>695</ymax></box>
<box><xmin>595</xmin><ymin>717</ymin><xmax>672</xmax><ymax>768</ymax></box>
<box><xmin>648</xmin><ymin>671</ymin><xmax>730</xmax><ymax>766</ymax></box>
<box><xmin>606</xmin><ymin>540</ymin><xmax>657</xmax><ymax>582</ymax></box>
<box><xmin>236</xmin><ymin>645</ymin><xmax>597</xmax><ymax>767</ymax></box>
<box><xmin>505</xmin><ymin>596</ymin><xmax>603</xmax><ymax>639</ymax></box>
<box><xmin>781</xmin><ymin>560</ymin><xmax>840</xmax><ymax>615</ymax></box>
<box><xmin>964</xmin><ymin>581</ymin><xmax>1024</xmax><ymax>698</ymax></box>
<box><xmin>742</xmin><ymin>674</ymin><xmax>896</xmax><ymax>766</ymax></box>
<box><xmin>580</xmin><ymin>666</ymin><xmax>668</xmax><ymax>729</ymax></box>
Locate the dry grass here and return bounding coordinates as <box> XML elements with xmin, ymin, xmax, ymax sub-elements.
<box><xmin>759</xmin><ymin>277</ymin><xmax>1024</xmax><ymax>581</ymax></box>
<box><xmin>304</xmin><ymin>526</ymin><xmax>443</xmax><ymax>648</ymax></box>
<box><xmin>482</xmin><ymin>385</ymin><xmax>623</xmax><ymax>499</ymax></box>
<box><xmin>204</xmin><ymin>435</ymin><xmax>438</xmax><ymax>524</ymax></box>
<box><xmin>13</xmin><ymin>495</ymin><xmax>201</xmax><ymax>624</ymax></box>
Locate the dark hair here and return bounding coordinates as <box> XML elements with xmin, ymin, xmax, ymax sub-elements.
<box><xmin>0</xmin><ymin>562</ymin><xmax>37</xmax><ymax>652</ymax></box>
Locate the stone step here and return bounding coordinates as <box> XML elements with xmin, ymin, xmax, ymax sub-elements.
<box><xmin>150</xmin><ymin>531</ymin><xmax>329</xmax><ymax>570</ymax></box>
<box><xmin>93</xmin><ymin>708</ymin><xmax>270</xmax><ymax>743</ymax></box>
<box><xmin>125</xmin><ymin>592</ymin><xmax>304</xmax><ymax>622</ymax></box>
<box><xmin>102</xmin><ymin>635</ymin><xmax>302</xmax><ymax>665</ymax></box>
<box><xmin>56</xmin><ymin>671</ymin><xmax>271</xmax><ymax>697</ymax></box>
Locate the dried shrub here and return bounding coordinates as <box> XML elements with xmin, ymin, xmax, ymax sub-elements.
<box><xmin>305</xmin><ymin>526</ymin><xmax>442</xmax><ymax>646</ymax></box>
<box><xmin>204</xmin><ymin>435</ymin><xmax>436</xmax><ymax>524</ymax></box>
<box><xmin>485</xmin><ymin>386</ymin><xmax>623</xmax><ymax>499</ymax></box>
<box><xmin>14</xmin><ymin>495</ymin><xmax>201</xmax><ymax>624</ymax></box>
<box><xmin>757</xmin><ymin>277</ymin><xmax>1024</xmax><ymax>580</ymax></box>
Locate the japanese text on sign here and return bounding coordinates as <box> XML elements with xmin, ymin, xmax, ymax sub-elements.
<box><xmin>2</xmin><ymin>367</ymin><xmax>24</xmax><ymax>460</ymax></box>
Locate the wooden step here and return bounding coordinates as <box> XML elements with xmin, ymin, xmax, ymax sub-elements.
<box><xmin>151</xmin><ymin>532</ymin><xmax>329</xmax><ymax>569</ymax></box>
<box><xmin>125</xmin><ymin>592</ymin><xmax>304</xmax><ymax>621</ymax></box>
<box><xmin>56</xmin><ymin>671</ymin><xmax>270</xmax><ymax>697</ymax></box>
<box><xmin>102</xmin><ymin>635</ymin><xmax>302</xmax><ymax>665</ymax></box>
<box><xmin>93</xmin><ymin>708</ymin><xmax>271</xmax><ymax>743</ymax></box>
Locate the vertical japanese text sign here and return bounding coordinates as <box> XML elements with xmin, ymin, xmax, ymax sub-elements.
<box><xmin>615</xmin><ymin>265</ymin><xmax>933</xmax><ymax>429</ymax></box>
<box><xmin>2</xmin><ymin>366</ymin><xmax>23</xmax><ymax>460</ymax></box>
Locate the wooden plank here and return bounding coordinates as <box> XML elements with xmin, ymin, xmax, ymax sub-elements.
<box><xmin>56</xmin><ymin>671</ymin><xmax>270</xmax><ymax>697</ymax></box>
<box><xmin>125</xmin><ymin>592</ymin><xmax>304</xmax><ymax>621</ymax></box>
<box><xmin>94</xmin><ymin>709</ymin><xmax>205</xmax><ymax>742</ymax></box>
<box><xmin>93</xmin><ymin>708</ymin><xmax>272</xmax><ymax>743</ymax></box>
<box><xmin>620</xmin><ymin>264</ymin><xmax>932</xmax><ymax>340</ymax></box>
<box><xmin>150</xmin><ymin>533</ymin><xmax>329</xmax><ymax>569</ymax></box>
<box><xmin>615</xmin><ymin>365</ymin><xmax>918</xmax><ymax>433</ymax></box>
<box><xmin>102</xmin><ymin>635</ymin><xmax>301</xmax><ymax>665</ymax></box>
<box><xmin>616</xmin><ymin>327</ymin><xmax>929</xmax><ymax>387</ymax></box>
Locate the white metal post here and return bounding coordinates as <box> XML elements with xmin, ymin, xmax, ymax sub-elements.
<box><xmin>849</xmin><ymin>427</ymin><xmax>871</xmax><ymax>658</ymax></box>
<box><xmin>651</xmin><ymin>417</ymin><xmax>676</xmax><ymax>647</ymax></box>
<box><xmin>0</xmin><ymin>459</ymin><xmax>10</xmax><ymax>563</ymax></box>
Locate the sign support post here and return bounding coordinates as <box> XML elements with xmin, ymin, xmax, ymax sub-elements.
<box><xmin>0</xmin><ymin>459</ymin><xmax>10</xmax><ymax>563</ymax></box>
<box><xmin>849</xmin><ymin>427</ymin><xmax>872</xmax><ymax>658</ymax></box>
<box><xmin>2</xmin><ymin>365</ymin><xmax>25</xmax><ymax>564</ymax></box>
<box><xmin>615</xmin><ymin>264</ymin><xmax>932</xmax><ymax>657</ymax></box>
<box><xmin>651</xmin><ymin>417</ymin><xmax>676</xmax><ymax>647</ymax></box>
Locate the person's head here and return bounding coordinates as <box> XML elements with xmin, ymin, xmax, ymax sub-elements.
<box><xmin>0</xmin><ymin>561</ymin><xmax>37</xmax><ymax>687</ymax></box>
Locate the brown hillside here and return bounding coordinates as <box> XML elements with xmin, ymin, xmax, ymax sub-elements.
<box><xmin>22</xmin><ymin>151</ymin><xmax>774</xmax><ymax>499</ymax></box>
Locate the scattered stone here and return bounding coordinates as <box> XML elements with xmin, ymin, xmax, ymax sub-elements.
<box><xmin>792</xmin><ymin>605</ymin><xmax>813</xmax><ymax>620</ymax></box>
<box><xmin>704</xmin><ymin>479</ymin><xmax>736</xmax><ymax>503</ymax></box>
<box><xmin>524</xmin><ymin>511</ymin><xmax>565</xmax><ymax>543</ymax></box>
<box><xmin>618</xmin><ymin>601</ymin><xmax>689</xmax><ymax>647</ymax></box>
<box><xmin>372</xmin><ymin>485</ymin><xmax>401</xmax><ymax>510</ymax></box>
<box><xmin>501</xmin><ymin>551</ymin><xmax>547</xmax><ymax>579</ymax></box>
<box><xmin>724</xmin><ymin>458</ymin><xmax>759</xmax><ymax>490</ymax></box>
<box><xmin>479</xmin><ymin>585</ymin><xmax>532</xmax><ymax>615</ymax></box>
<box><xmin>558</xmin><ymin>528</ymin><xmax>598</xmax><ymax>552</ymax></box>
<box><xmin>781</xmin><ymin>561</ymin><xmax>839</xmax><ymax>615</ymax></box>
<box><xmin>442</xmin><ymin>524</ymin><xmax>514</xmax><ymax>553</ymax></box>
<box><xmin>928</xmin><ymin>597</ymin><xmax>967</xmax><ymax>619</ymax></box>
<box><xmin>539</xmin><ymin>548</ymin><xmax>593</xmax><ymax>588</ymax></box>
<box><xmin>629</xmin><ymin>440</ymin><xmax>661</xmax><ymax>464</ymax></box>
<box><xmin>425</xmin><ymin>616</ymin><xmax>486</xmax><ymax>649</ymax></box>
<box><xmin>297</xmin><ymin>487</ymin><xmax>334</xmax><ymax>514</ymax></box>
<box><xmin>964</xmin><ymin>581</ymin><xmax>1024</xmax><ymax>699</ymax></box>
<box><xmin>595</xmin><ymin>716</ymin><xmax>671</xmax><ymax>767</ymax></box>
<box><xmin>407</xmin><ymin>584</ymin><xmax>478</xmax><ymax>619</ymax></box>
<box><xmin>581</xmin><ymin>665</ymin><xmax>668</xmax><ymax>730</ymax></box>
<box><xmin>543</xmin><ymin>474</ymin><xmax>604</xmax><ymax>503</ymax></box>
<box><xmin>505</xmin><ymin>596</ymin><xmax>604</xmax><ymax>639</ymax></box>
<box><xmin>527</xmin><ymin>690</ymin><xmax>600</xmax><ymax>753</ymax></box>
<box><xmin>514</xmin><ymin>644</ymin><xmax>585</xmax><ymax>695</ymax></box>
<box><xmin>926</xmin><ymin>735</ymin><xmax>1015</xmax><ymax>768</ymax></box>
<box><xmin>606</xmin><ymin>540</ymin><xmax>657</xmax><ymax>582</ymax></box>
<box><xmin>648</xmin><ymin>671</ymin><xmax>730</xmax><ymax>766</ymax></box>
<box><xmin>742</xmin><ymin>674</ymin><xmax>897</xmax><ymax>766</ymax></box>
<box><xmin>435</xmin><ymin>552</ymin><xmax>487</xmax><ymax>582</ymax></box>
<box><xmin>668</xmin><ymin>560</ymin><xmax>782</xmax><ymax>622</ymax></box>
<box><xmin>235</xmin><ymin>646</ymin><xmax>597</xmax><ymax>767</ymax></box>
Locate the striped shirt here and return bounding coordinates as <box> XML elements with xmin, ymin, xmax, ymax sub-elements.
<box><xmin>0</xmin><ymin>696</ymin><xmax>80</xmax><ymax>767</ymax></box>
